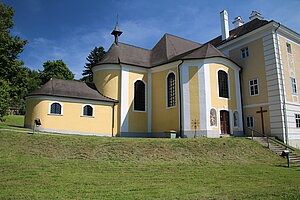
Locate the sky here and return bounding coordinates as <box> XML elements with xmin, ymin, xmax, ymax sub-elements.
<box><xmin>3</xmin><ymin>0</ymin><xmax>300</xmax><ymax>79</ymax></box>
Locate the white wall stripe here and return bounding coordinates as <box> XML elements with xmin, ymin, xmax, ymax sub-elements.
<box><xmin>199</xmin><ymin>64</ymin><xmax>206</xmax><ymax>130</ymax></box>
<box><xmin>181</xmin><ymin>62</ymin><xmax>191</xmax><ymax>130</ymax></box>
<box><xmin>120</xmin><ymin>68</ymin><xmax>129</xmax><ymax>132</ymax></box>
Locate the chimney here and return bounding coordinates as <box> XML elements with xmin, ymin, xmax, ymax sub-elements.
<box><xmin>249</xmin><ymin>11</ymin><xmax>264</xmax><ymax>20</ymax></box>
<box><xmin>232</xmin><ymin>16</ymin><xmax>244</xmax><ymax>28</ymax></box>
<box><xmin>220</xmin><ymin>10</ymin><xmax>230</xmax><ymax>40</ymax></box>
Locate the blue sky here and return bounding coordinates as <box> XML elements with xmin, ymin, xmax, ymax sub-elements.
<box><xmin>3</xmin><ymin>0</ymin><xmax>300</xmax><ymax>79</ymax></box>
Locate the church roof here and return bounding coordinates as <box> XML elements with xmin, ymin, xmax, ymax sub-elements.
<box><xmin>97</xmin><ymin>33</ymin><xmax>203</xmax><ymax>68</ymax></box>
<box><xmin>150</xmin><ymin>34</ymin><xmax>202</xmax><ymax>66</ymax></box>
<box><xmin>170</xmin><ymin>43</ymin><xmax>227</xmax><ymax>61</ymax></box>
<box><xmin>208</xmin><ymin>18</ymin><xmax>271</xmax><ymax>47</ymax></box>
<box><xmin>28</xmin><ymin>78</ymin><xmax>118</xmax><ymax>103</ymax></box>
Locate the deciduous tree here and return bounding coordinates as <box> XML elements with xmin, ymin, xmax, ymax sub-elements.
<box><xmin>39</xmin><ymin>60</ymin><xmax>74</xmax><ymax>85</ymax></box>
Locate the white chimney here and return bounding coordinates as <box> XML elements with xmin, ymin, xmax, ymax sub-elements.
<box><xmin>220</xmin><ymin>10</ymin><xmax>230</xmax><ymax>40</ymax></box>
<box><xmin>232</xmin><ymin>16</ymin><xmax>244</xmax><ymax>28</ymax></box>
<box><xmin>249</xmin><ymin>11</ymin><xmax>264</xmax><ymax>20</ymax></box>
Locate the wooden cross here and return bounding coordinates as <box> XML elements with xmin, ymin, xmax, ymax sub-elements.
<box><xmin>256</xmin><ymin>107</ymin><xmax>268</xmax><ymax>136</ymax></box>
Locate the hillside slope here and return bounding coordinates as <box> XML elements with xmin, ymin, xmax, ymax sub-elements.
<box><xmin>0</xmin><ymin>130</ymin><xmax>299</xmax><ymax>200</ymax></box>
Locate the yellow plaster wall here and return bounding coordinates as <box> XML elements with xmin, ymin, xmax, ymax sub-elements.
<box><xmin>93</xmin><ymin>68</ymin><xmax>121</xmax><ymax>135</ymax></box>
<box><xmin>229</xmin><ymin>38</ymin><xmax>268</xmax><ymax>106</ymax></box>
<box><xmin>243</xmin><ymin>106</ymin><xmax>271</xmax><ymax>137</ymax></box>
<box><xmin>93</xmin><ymin>69</ymin><xmax>120</xmax><ymax>100</ymax></box>
<box><xmin>152</xmin><ymin>67</ymin><xmax>179</xmax><ymax>132</ymax></box>
<box><xmin>25</xmin><ymin>98</ymin><xmax>113</xmax><ymax>135</ymax></box>
<box><xmin>209</xmin><ymin>63</ymin><xmax>237</xmax><ymax>111</ymax></box>
<box><xmin>209</xmin><ymin>63</ymin><xmax>239</xmax><ymax>132</ymax></box>
<box><xmin>279</xmin><ymin>36</ymin><xmax>300</xmax><ymax>102</ymax></box>
<box><xmin>128</xmin><ymin>70</ymin><xmax>148</xmax><ymax>132</ymax></box>
<box><xmin>189</xmin><ymin>66</ymin><xmax>200</xmax><ymax>130</ymax></box>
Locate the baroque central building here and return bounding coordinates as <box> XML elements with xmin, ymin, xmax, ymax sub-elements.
<box><xmin>25</xmin><ymin>11</ymin><xmax>300</xmax><ymax>149</ymax></box>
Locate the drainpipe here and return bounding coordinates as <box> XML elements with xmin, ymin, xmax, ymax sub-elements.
<box><xmin>274</xmin><ymin>22</ymin><xmax>289</xmax><ymax>145</ymax></box>
<box><xmin>177</xmin><ymin>60</ymin><xmax>184</xmax><ymax>138</ymax></box>
<box><xmin>111</xmin><ymin>102</ymin><xmax>115</xmax><ymax>137</ymax></box>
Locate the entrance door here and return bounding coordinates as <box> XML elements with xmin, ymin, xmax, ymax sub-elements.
<box><xmin>220</xmin><ymin>110</ymin><xmax>230</xmax><ymax>135</ymax></box>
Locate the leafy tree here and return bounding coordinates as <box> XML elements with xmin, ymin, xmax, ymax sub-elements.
<box><xmin>0</xmin><ymin>79</ymin><xmax>11</xmax><ymax>121</ymax></box>
<box><xmin>25</xmin><ymin>67</ymin><xmax>41</xmax><ymax>94</ymax></box>
<box><xmin>39</xmin><ymin>60</ymin><xmax>74</xmax><ymax>85</ymax></box>
<box><xmin>81</xmin><ymin>46</ymin><xmax>106</xmax><ymax>82</ymax></box>
<box><xmin>0</xmin><ymin>3</ymin><xmax>27</xmax><ymax>116</ymax></box>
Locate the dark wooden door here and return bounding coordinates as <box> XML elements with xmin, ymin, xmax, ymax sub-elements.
<box><xmin>220</xmin><ymin>110</ymin><xmax>230</xmax><ymax>135</ymax></box>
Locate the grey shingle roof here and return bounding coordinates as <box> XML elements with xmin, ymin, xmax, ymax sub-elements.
<box><xmin>97</xmin><ymin>33</ymin><xmax>202</xmax><ymax>68</ymax></box>
<box><xmin>208</xmin><ymin>18</ymin><xmax>271</xmax><ymax>47</ymax></box>
<box><xmin>28</xmin><ymin>78</ymin><xmax>118</xmax><ymax>103</ymax></box>
<box><xmin>170</xmin><ymin>43</ymin><xmax>227</xmax><ymax>61</ymax></box>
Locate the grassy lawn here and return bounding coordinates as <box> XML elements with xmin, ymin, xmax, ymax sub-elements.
<box><xmin>0</xmin><ymin>130</ymin><xmax>299</xmax><ymax>199</ymax></box>
<box><xmin>0</xmin><ymin>115</ymin><xmax>30</xmax><ymax>131</ymax></box>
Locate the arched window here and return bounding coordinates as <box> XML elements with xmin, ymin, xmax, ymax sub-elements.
<box><xmin>134</xmin><ymin>80</ymin><xmax>146</xmax><ymax>111</ymax></box>
<box><xmin>233</xmin><ymin>111</ymin><xmax>239</xmax><ymax>127</ymax></box>
<box><xmin>167</xmin><ymin>72</ymin><xmax>176</xmax><ymax>107</ymax></box>
<box><xmin>83</xmin><ymin>105</ymin><xmax>93</xmax><ymax>116</ymax></box>
<box><xmin>218</xmin><ymin>70</ymin><xmax>229</xmax><ymax>98</ymax></box>
<box><xmin>50</xmin><ymin>102</ymin><xmax>62</xmax><ymax>115</ymax></box>
<box><xmin>210</xmin><ymin>108</ymin><xmax>217</xmax><ymax>126</ymax></box>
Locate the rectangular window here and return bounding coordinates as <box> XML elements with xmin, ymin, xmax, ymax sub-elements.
<box><xmin>247</xmin><ymin>116</ymin><xmax>254</xmax><ymax>128</ymax></box>
<box><xmin>249</xmin><ymin>78</ymin><xmax>259</xmax><ymax>96</ymax></box>
<box><xmin>291</xmin><ymin>77</ymin><xmax>297</xmax><ymax>94</ymax></box>
<box><xmin>295</xmin><ymin>114</ymin><xmax>300</xmax><ymax>128</ymax></box>
<box><xmin>241</xmin><ymin>47</ymin><xmax>249</xmax><ymax>58</ymax></box>
<box><xmin>286</xmin><ymin>42</ymin><xmax>292</xmax><ymax>54</ymax></box>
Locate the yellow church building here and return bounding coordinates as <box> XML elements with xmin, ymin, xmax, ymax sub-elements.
<box><xmin>25</xmin><ymin>10</ymin><xmax>300</xmax><ymax>149</ymax></box>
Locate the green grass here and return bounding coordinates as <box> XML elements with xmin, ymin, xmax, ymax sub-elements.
<box><xmin>0</xmin><ymin>130</ymin><xmax>299</xmax><ymax>199</ymax></box>
<box><xmin>0</xmin><ymin>115</ymin><xmax>30</xmax><ymax>131</ymax></box>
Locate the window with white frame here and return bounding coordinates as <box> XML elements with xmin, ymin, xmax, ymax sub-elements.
<box><xmin>295</xmin><ymin>114</ymin><xmax>300</xmax><ymax>128</ymax></box>
<box><xmin>246</xmin><ymin>116</ymin><xmax>254</xmax><ymax>128</ymax></box>
<box><xmin>134</xmin><ymin>80</ymin><xmax>146</xmax><ymax>111</ymax></box>
<box><xmin>167</xmin><ymin>72</ymin><xmax>176</xmax><ymax>107</ymax></box>
<box><xmin>233</xmin><ymin>111</ymin><xmax>239</xmax><ymax>127</ymax></box>
<box><xmin>50</xmin><ymin>102</ymin><xmax>62</xmax><ymax>115</ymax></box>
<box><xmin>241</xmin><ymin>47</ymin><xmax>249</xmax><ymax>58</ymax></box>
<box><xmin>286</xmin><ymin>42</ymin><xmax>292</xmax><ymax>54</ymax></box>
<box><xmin>218</xmin><ymin>70</ymin><xmax>229</xmax><ymax>98</ymax></box>
<box><xmin>291</xmin><ymin>77</ymin><xmax>297</xmax><ymax>94</ymax></box>
<box><xmin>83</xmin><ymin>105</ymin><xmax>93</xmax><ymax>117</ymax></box>
<box><xmin>249</xmin><ymin>78</ymin><xmax>259</xmax><ymax>96</ymax></box>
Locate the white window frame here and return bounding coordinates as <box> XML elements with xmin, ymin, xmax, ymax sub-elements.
<box><xmin>286</xmin><ymin>42</ymin><xmax>292</xmax><ymax>54</ymax></box>
<box><xmin>133</xmin><ymin>79</ymin><xmax>147</xmax><ymax>112</ymax></box>
<box><xmin>246</xmin><ymin>116</ymin><xmax>254</xmax><ymax>128</ymax></box>
<box><xmin>249</xmin><ymin>78</ymin><xmax>259</xmax><ymax>96</ymax></box>
<box><xmin>48</xmin><ymin>101</ymin><xmax>63</xmax><ymax>115</ymax></box>
<box><xmin>166</xmin><ymin>71</ymin><xmax>176</xmax><ymax>109</ymax></box>
<box><xmin>241</xmin><ymin>47</ymin><xmax>249</xmax><ymax>58</ymax></box>
<box><xmin>295</xmin><ymin>114</ymin><xmax>300</xmax><ymax>128</ymax></box>
<box><xmin>217</xmin><ymin>69</ymin><xmax>230</xmax><ymax>100</ymax></box>
<box><xmin>82</xmin><ymin>104</ymin><xmax>94</xmax><ymax>117</ymax></box>
<box><xmin>290</xmin><ymin>77</ymin><xmax>297</xmax><ymax>94</ymax></box>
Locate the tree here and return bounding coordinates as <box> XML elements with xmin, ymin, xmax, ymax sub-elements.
<box><xmin>39</xmin><ymin>60</ymin><xmax>74</xmax><ymax>85</ymax></box>
<box><xmin>0</xmin><ymin>79</ymin><xmax>11</xmax><ymax>121</ymax></box>
<box><xmin>0</xmin><ymin>3</ymin><xmax>27</xmax><ymax>116</ymax></box>
<box><xmin>81</xmin><ymin>46</ymin><xmax>106</xmax><ymax>82</ymax></box>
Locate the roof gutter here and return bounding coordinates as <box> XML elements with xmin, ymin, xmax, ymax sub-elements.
<box><xmin>274</xmin><ymin>22</ymin><xmax>289</xmax><ymax>145</ymax></box>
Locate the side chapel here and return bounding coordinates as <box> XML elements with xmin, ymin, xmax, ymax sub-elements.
<box><xmin>25</xmin><ymin>11</ymin><xmax>300</xmax><ymax>149</ymax></box>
